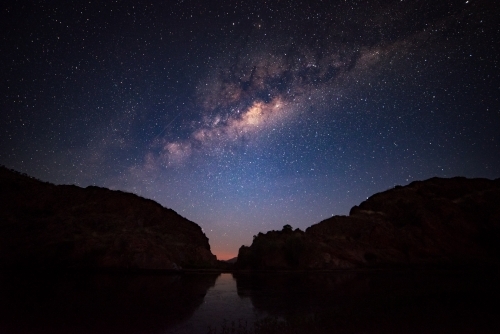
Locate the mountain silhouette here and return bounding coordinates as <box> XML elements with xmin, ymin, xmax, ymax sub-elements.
<box><xmin>237</xmin><ymin>177</ymin><xmax>500</xmax><ymax>269</ymax></box>
<box><xmin>0</xmin><ymin>166</ymin><xmax>216</xmax><ymax>270</ymax></box>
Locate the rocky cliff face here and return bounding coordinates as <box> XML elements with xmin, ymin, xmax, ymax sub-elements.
<box><xmin>237</xmin><ymin>177</ymin><xmax>500</xmax><ymax>269</ymax></box>
<box><xmin>0</xmin><ymin>167</ymin><xmax>217</xmax><ymax>270</ymax></box>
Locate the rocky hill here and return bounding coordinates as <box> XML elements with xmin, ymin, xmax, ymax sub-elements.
<box><xmin>237</xmin><ymin>177</ymin><xmax>500</xmax><ymax>269</ymax></box>
<box><xmin>0</xmin><ymin>167</ymin><xmax>217</xmax><ymax>270</ymax></box>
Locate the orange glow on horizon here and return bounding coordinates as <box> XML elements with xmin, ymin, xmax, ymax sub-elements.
<box><xmin>214</xmin><ymin>251</ymin><xmax>237</xmax><ymax>261</ymax></box>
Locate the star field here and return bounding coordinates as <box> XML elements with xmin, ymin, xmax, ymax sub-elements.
<box><xmin>1</xmin><ymin>0</ymin><xmax>499</xmax><ymax>259</ymax></box>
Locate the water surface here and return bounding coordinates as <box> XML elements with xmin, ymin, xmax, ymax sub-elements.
<box><xmin>0</xmin><ymin>269</ymin><xmax>499</xmax><ymax>333</ymax></box>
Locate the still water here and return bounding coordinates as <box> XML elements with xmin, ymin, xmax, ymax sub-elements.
<box><xmin>169</xmin><ymin>273</ymin><xmax>267</xmax><ymax>333</ymax></box>
<box><xmin>0</xmin><ymin>269</ymin><xmax>499</xmax><ymax>333</ymax></box>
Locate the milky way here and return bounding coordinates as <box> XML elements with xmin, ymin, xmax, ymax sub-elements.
<box><xmin>1</xmin><ymin>0</ymin><xmax>499</xmax><ymax>259</ymax></box>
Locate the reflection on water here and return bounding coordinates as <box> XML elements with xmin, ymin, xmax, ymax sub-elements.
<box><xmin>170</xmin><ymin>273</ymin><xmax>266</xmax><ymax>333</ymax></box>
<box><xmin>0</xmin><ymin>271</ymin><xmax>219</xmax><ymax>334</ymax></box>
<box><xmin>233</xmin><ymin>269</ymin><xmax>500</xmax><ymax>333</ymax></box>
<box><xmin>0</xmin><ymin>269</ymin><xmax>499</xmax><ymax>333</ymax></box>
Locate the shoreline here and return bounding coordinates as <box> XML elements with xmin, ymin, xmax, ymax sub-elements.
<box><xmin>1</xmin><ymin>263</ymin><xmax>499</xmax><ymax>275</ymax></box>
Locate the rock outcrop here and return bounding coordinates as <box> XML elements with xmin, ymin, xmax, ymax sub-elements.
<box><xmin>0</xmin><ymin>167</ymin><xmax>217</xmax><ymax>270</ymax></box>
<box><xmin>237</xmin><ymin>177</ymin><xmax>500</xmax><ymax>269</ymax></box>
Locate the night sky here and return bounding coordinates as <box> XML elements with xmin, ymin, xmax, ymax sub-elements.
<box><xmin>1</xmin><ymin>0</ymin><xmax>499</xmax><ymax>259</ymax></box>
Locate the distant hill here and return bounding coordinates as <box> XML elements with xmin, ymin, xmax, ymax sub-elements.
<box><xmin>0</xmin><ymin>166</ymin><xmax>217</xmax><ymax>270</ymax></box>
<box><xmin>237</xmin><ymin>177</ymin><xmax>500</xmax><ymax>270</ymax></box>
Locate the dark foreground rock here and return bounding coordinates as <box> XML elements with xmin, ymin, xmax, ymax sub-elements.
<box><xmin>0</xmin><ymin>167</ymin><xmax>217</xmax><ymax>270</ymax></box>
<box><xmin>237</xmin><ymin>177</ymin><xmax>500</xmax><ymax>269</ymax></box>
